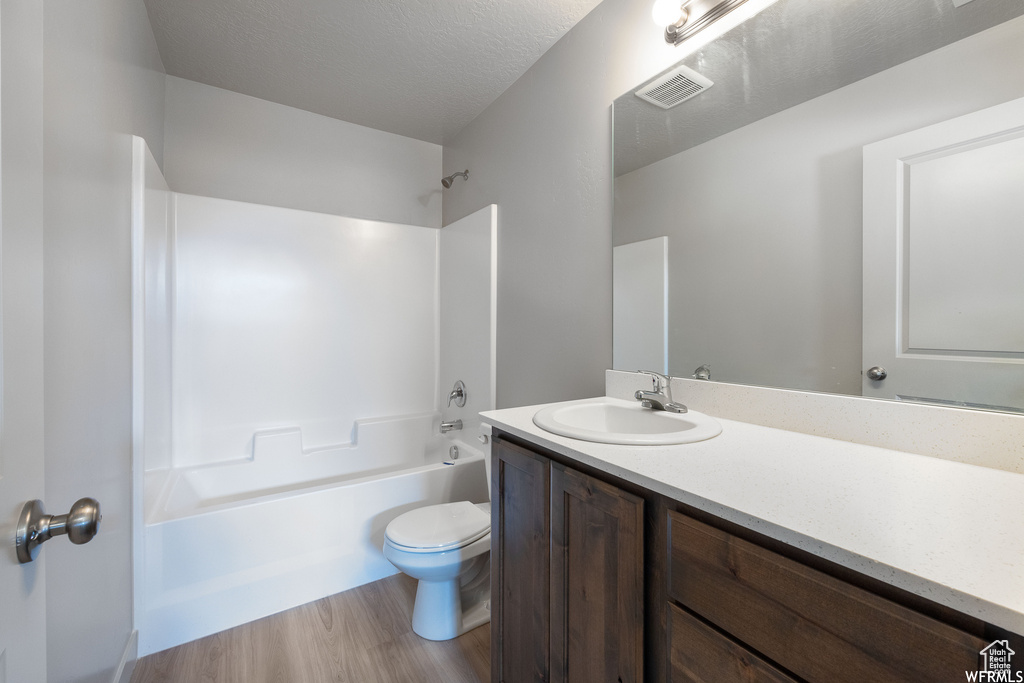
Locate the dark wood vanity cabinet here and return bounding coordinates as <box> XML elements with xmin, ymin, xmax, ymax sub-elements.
<box><xmin>492</xmin><ymin>431</ymin><xmax>1019</xmax><ymax>683</ymax></box>
<box><xmin>491</xmin><ymin>436</ymin><xmax>644</xmax><ymax>683</ymax></box>
<box><xmin>491</xmin><ymin>436</ymin><xmax>550</xmax><ymax>683</ymax></box>
<box><xmin>666</xmin><ymin>511</ymin><xmax>986</xmax><ymax>683</ymax></box>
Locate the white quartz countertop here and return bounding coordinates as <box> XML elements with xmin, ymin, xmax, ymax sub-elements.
<box><xmin>481</xmin><ymin>398</ymin><xmax>1024</xmax><ymax>635</ymax></box>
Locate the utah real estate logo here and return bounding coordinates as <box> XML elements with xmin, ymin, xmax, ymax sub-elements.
<box><xmin>966</xmin><ymin>640</ymin><xmax>1022</xmax><ymax>682</ymax></box>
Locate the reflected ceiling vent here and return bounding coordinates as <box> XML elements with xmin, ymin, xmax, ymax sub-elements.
<box><xmin>634</xmin><ymin>65</ymin><xmax>713</xmax><ymax>109</ymax></box>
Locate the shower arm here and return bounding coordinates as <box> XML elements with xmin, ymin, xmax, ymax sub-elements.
<box><xmin>441</xmin><ymin>170</ymin><xmax>469</xmax><ymax>188</ymax></box>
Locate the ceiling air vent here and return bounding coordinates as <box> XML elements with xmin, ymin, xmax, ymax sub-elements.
<box><xmin>634</xmin><ymin>65</ymin><xmax>713</xmax><ymax>109</ymax></box>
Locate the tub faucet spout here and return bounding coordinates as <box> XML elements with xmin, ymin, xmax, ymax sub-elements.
<box><xmin>440</xmin><ymin>419</ymin><xmax>463</xmax><ymax>434</ymax></box>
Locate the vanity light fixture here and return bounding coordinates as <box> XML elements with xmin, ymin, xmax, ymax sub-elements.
<box><xmin>653</xmin><ymin>0</ymin><xmax>751</xmax><ymax>46</ymax></box>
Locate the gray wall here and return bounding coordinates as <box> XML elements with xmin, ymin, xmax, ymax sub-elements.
<box><xmin>42</xmin><ymin>0</ymin><xmax>167</xmax><ymax>680</ymax></box>
<box><xmin>614</xmin><ymin>17</ymin><xmax>1024</xmax><ymax>396</ymax></box>
<box><xmin>164</xmin><ymin>76</ymin><xmax>443</xmax><ymax>227</ymax></box>
<box><xmin>441</xmin><ymin>0</ymin><xmax>685</xmax><ymax>409</ymax></box>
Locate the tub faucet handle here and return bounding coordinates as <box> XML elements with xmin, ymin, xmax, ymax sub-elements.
<box><xmin>447</xmin><ymin>380</ymin><xmax>466</xmax><ymax>408</ymax></box>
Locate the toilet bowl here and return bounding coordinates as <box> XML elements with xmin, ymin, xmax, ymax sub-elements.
<box><xmin>383</xmin><ymin>500</ymin><xmax>491</xmax><ymax>641</ymax></box>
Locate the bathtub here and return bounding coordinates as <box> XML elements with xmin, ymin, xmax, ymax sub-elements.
<box><xmin>136</xmin><ymin>412</ymin><xmax>490</xmax><ymax>656</ymax></box>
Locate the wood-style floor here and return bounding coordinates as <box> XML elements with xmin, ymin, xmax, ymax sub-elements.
<box><xmin>131</xmin><ymin>574</ymin><xmax>490</xmax><ymax>683</ymax></box>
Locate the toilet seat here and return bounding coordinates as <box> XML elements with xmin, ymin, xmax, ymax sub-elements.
<box><xmin>385</xmin><ymin>501</ymin><xmax>490</xmax><ymax>554</ymax></box>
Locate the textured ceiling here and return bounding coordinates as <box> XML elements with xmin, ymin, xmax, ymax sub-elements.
<box><xmin>144</xmin><ymin>0</ymin><xmax>603</xmax><ymax>144</ymax></box>
<box><xmin>614</xmin><ymin>0</ymin><xmax>1024</xmax><ymax>176</ymax></box>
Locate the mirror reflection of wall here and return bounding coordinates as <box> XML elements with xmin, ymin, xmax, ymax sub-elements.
<box><xmin>613</xmin><ymin>3</ymin><xmax>1024</xmax><ymax>412</ymax></box>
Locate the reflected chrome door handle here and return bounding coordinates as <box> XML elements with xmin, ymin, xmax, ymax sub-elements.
<box><xmin>866</xmin><ymin>366</ymin><xmax>887</xmax><ymax>381</ymax></box>
<box><xmin>16</xmin><ymin>497</ymin><xmax>101</xmax><ymax>563</ymax></box>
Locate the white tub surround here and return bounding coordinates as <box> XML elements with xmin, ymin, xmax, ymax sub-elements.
<box><xmin>169</xmin><ymin>193</ymin><xmax>440</xmax><ymax>467</ymax></box>
<box><xmin>131</xmin><ymin>140</ymin><xmax>499</xmax><ymax>654</ymax></box>
<box><xmin>145</xmin><ymin>412</ymin><xmax>455</xmax><ymax>523</ymax></box>
<box><xmin>481</xmin><ymin>384</ymin><xmax>1024</xmax><ymax>635</ymax></box>
<box><xmin>439</xmin><ymin>205</ymin><xmax>498</xmax><ymax>444</ymax></box>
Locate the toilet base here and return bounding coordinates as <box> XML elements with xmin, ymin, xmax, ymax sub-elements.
<box><xmin>411</xmin><ymin>581</ymin><xmax>490</xmax><ymax>641</ymax></box>
<box><xmin>410</xmin><ymin>555</ymin><xmax>490</xmax><ymax>641</ymax></box>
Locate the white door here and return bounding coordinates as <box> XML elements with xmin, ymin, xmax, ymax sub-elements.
<box><xmin>0</xmin><ymin>1</ymin><xmax>48</xmax><ymax>680</ymax></box>
<box><xmin>863</xmin><ymin>96</ymin><xmax>1024</xmax><ymax>411</ymax></box>
<box><xmin>613</xmin><ymin>237</ymin><xmax>669</xmax><ymax>374</ymax></box>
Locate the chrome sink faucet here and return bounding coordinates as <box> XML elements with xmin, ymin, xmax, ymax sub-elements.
<box><xmin>635</xmin><ymin>371</ymin><xmax>688</xmax><ymax>413</ymax></box>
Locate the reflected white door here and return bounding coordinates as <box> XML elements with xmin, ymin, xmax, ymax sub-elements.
<box><xmin>862</xmin><ymin>96</ymin><xmax>1024</xmax><ymax>411</ymax></box>
<box><xmin>613</xmin><ymin>237</ymin><xmax>668</xmax><ymax>374</ymax></box>
<box><xmin>0</xmin><ymin>1</ymin><xmax>48</xmax><ymax>679</ymax></box>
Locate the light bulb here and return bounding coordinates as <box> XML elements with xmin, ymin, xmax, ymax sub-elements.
<box><xmin>652</xmin><ymin>0</ymin><xmax>683</xmax><ymax>26</ymax></box>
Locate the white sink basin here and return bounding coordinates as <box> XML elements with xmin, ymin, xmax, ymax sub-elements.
<box><xmin>532</xmin><ymin>397</ymin><xmax>722</xmax><ymax>445</ymax></box>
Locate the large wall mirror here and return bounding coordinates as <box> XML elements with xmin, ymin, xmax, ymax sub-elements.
<box><xmin>613</xmin><ymin>0</ymin><xmax>1024</xmax><ymax>413</ymax></box>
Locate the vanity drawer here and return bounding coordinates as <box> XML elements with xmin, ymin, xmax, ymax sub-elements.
<box><xmin>669</xmin><ymin>603</ymin><xmax>797</xmax><ymax>683</ymax></box>
<box><xmin>667</xmin><ymin>511</ymin><xmax>985</xmax><ymax>683</ymax></box>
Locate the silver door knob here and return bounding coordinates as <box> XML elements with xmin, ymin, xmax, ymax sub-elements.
<box><xmin>16</xmin><ymin>497</ymin><xmax>101</xmax><ymax>564</ymax></box>
<box><xmin>866</xmin><ymin>366</ymin><xmax>887</xmax><ymax>381</ymax></box>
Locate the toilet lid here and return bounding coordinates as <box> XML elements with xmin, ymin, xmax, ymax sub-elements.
<box><xmin>385</xmin><ymin>501</ymin><xmax>490</xmax><ymax>551</ymax></box>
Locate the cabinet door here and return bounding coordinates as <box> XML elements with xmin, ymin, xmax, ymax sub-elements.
<box><xmin>550</xmin><ymin>462</ymin><xmax>644</xmax><ymax>683</ymax></box>
<box><xmin>492</xmin><ymin>437</ymin><xmax>551</xmax><ymax>683</ymax></box>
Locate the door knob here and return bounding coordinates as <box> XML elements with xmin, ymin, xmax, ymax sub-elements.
<box><xmin>866</xmin><ymin>366</ymin><xmax>887</xmax><ymax>381</ymax></box>
<box><xmin>16</xmin><ymin>497</ymin><xmax>101</xmax><ymax>564</ymax></box>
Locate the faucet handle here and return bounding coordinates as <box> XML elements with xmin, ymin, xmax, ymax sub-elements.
<box><xmin>447</xmin><ymin>380</ymin><xmax>466</xmax><ymax>408</ymax></box>
<box><xmin>637</xmin><ymin>370</ymin><xmax>669</xmax><ymax>393</ymax></box>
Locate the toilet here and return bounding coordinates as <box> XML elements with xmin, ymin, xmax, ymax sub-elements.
<box><xmin>383</xmin><ymin>500</ymin><xmax>491</xmax><ymax>641</ymax></box>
